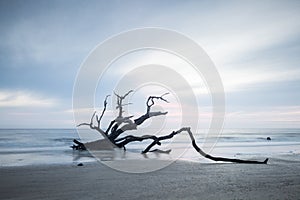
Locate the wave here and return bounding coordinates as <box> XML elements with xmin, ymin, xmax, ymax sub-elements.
<box><xmin>0</xmin><ymin>128</ymin><xmax>300</xmax><ymax>166</ymax></box>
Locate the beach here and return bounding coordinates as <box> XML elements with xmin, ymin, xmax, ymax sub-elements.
<box><xmin>1</xmin><ymin>158</ymin><xmax>300</xmax><ymax>200</ymax></box>
<box><xmin>1</xmin><ymin>128</ymin><xmax>300</xmax><ymax>199</ymax></box>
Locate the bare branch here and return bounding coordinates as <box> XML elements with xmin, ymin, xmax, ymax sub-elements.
<box><xmin>90</xmin><ymin>111</ymin><xmax>96</xmax><ymax>125</ymax></box>
<box><xmin>146</xmin><ymin>93</ymin><xmax>169</xmax><ymax>113</ymax></box>
<box><xmin>115</xmin><ymin>115</ymin><xmax>134</xmax><ymax>124</ymax></box>
<box><xmin>141</xmin><ymin>127</ymin><xmax>268</xmax><ymax>164</ymax></box>
<box><xmin>132</xmin><ymin>93</ymin><xmax>169</xmax><ymax>126</ymax></box>
<box><xmin>122</xmin><ymin>90</ymin><xmax>134</xmax><ymax>99</ymax></box>
<box><xmin>96</xmin><ymin>115</ymin><xmax>100</xmax><ymax>126</ymax></box>
<box><xmin>77</xmin><ymin>123</ymin><xmax>91</xmax><ymax>127</ymax></box>
<box><xmin>74</xmin><ymin>90</ymin><xmax>269</xmax><ymax>164</ymax></box>
<box><xmin>105</xmin><ymin>120</ymin><xmax>116</xmax><ymax>135</ymax></box>
<box><xmin>114</xmin><ymin>135</ymin><xmax>160</xmax><ymax>148</ymax></box>
<box><xmin>77</xmin><ymin>110</ymin><xmax>111</xmax><ymax>142</ymax></box>
<box><xmin>114</xmin><ymin>90</ymin><xmax>133</xmax><ymax>117</ymax></box>
<box><xmin>97</xmin><ymin>95</ymin><xmax>110</xmax><ymax>128</ymax></box>
<box><xmin>76</xmin><ymin>111</ymin><xmax>96</xmax><ymax>129</ymax></box>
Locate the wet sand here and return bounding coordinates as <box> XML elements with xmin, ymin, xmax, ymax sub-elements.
<box><xmin>1</xmin><ymin>158</ymin><xmax>300</xmax><ymax>200</ymax></box>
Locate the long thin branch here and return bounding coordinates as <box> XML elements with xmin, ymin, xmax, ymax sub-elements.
<box><xmin>141</xmin><ymin>127</ymin><xmax>268</xmax><ymax>164</ymax></box>
<box><xmin>184</xmin><ymin>128</ymin><xmax>268</xmax><ymax>164</ymax></box>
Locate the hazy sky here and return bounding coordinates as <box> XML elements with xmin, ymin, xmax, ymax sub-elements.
<box><xmin>0</xmin><ymin>0</ymin><xmax>300</xmax><ymax>128</ymax></box>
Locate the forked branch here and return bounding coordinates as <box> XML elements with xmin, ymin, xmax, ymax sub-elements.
<box><xmin>74</xmin><ymin>90</ymin><xmax>268</xmax><ymax>164</ymax></box>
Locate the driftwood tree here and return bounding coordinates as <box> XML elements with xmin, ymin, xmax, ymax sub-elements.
<box><xmin>73</xmin><ymin>91</ymin><xmax>268</xmax><ymax>164</ymax></box>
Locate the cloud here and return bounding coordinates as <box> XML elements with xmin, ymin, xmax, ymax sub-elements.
<box><xmin>201</xmin><ymin>20</ymin><xmax>300</xmax><ymax>66</ymax></box>
<box><xmin>0</xmin><ymin>90</ymin><xmax>58</xmax><ymax>107</ymax></box>
<box><xmin>225</xmin><ymin>106</ymin><xmax>300</xmax><ymax>128</ymax></box>
<box><xmin>220</xmin><ymin>67</ymin><xmax>300</xmax><ymax>92</ymax></box>
<box><xmin>103</xmin><ymin>48</ymin><xmax>300</xmax><ymax>96</ymax></box>
<box><xmin>0</xmin><ymin>1</ymin><xmax>299</xmax><ymax>128</ymax></box>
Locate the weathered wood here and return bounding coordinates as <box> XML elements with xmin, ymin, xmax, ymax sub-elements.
<box><xmin>73</xmin><ymin>91</ymin><xmax>269</xmax><ymax>164</ymax></box>
<box><xmin>71</xmin><ymin>139</ymin><xmax>86</xmax><ymax>150</ymax></box>
<box><xmin>139</xmin><ymin>127</ymin><xmax>269</xmax><ymax>164</ymax></box>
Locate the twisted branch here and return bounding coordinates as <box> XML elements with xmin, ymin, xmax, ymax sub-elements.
<box><xmin>74</xmin><ymin>90</ymin><xmax>269</xmax><ymax>164</ymax></box>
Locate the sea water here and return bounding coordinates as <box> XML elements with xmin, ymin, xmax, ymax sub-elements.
<box><xmin>0</xmin><ymin>129</ymin><xmax>95</xmax><ymax>167</ymax></box>
<box><xmin>0</xmin><ymin>128</ymin><xmax>299</xmax><ymax>167</ymax></box>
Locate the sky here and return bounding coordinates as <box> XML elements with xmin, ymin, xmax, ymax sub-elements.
<box><xmin>0</xmin><ymin>0</ymin><xmax>300</xmax><ymax>128</ymax></box>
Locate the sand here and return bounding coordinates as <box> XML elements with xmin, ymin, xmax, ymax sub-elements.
<box><xmin>1</xmin><ymin>157</ymin><xmax>300</xmax><ymax>200</ymax></box>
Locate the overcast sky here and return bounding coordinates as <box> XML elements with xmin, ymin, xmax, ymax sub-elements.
<box><xmin>0</xmin><ymin>0</ymin><xmax>300</xmax><ymax>128</ymax></box>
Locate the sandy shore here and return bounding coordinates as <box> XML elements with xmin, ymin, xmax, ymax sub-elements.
<box><xmin>1</xmin><ymin>158</ymin><xmax>300</xmax><ymax>200</ymax></box>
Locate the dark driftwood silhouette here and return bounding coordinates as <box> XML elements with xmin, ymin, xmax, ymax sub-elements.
<box><xmin>73</xmin><ymin>91</ymin><xmax>268</xmax><ymax>164</ymax></box>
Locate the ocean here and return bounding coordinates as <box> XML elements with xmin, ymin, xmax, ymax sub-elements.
<box><xmin>0</xmin><ymin>128</ymin><xmax>299</xmax><ymax>167</ymax></box>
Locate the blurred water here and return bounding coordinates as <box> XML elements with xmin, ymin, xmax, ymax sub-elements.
<box><xmin>0</xmin><ymin>128</ymin><xmax>299</xmax><ymax>166</ymax></box>
<box><xmin>0</xmin><ymin>129</ymin><xmax>95</xmax><ymax>167</ymax></box>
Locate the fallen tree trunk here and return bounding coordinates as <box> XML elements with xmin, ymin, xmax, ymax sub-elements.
<box><xmin>73</xmin><ymin>127</ymin><xmax>268</xmax><ymax>164</ymax></box>
<box><xmin>73</xmin><ymin>91</ymin><xmax>269</xmax><ymax>164</ymax></box>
